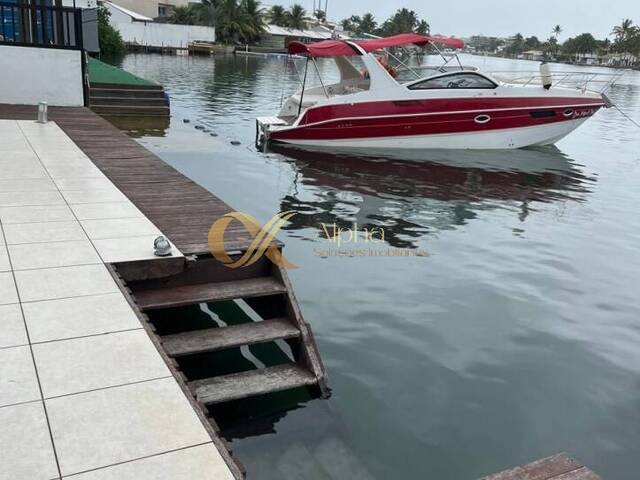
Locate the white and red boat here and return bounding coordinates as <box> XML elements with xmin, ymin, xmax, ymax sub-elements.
<box><xmin>256</xmin><ymin>34</ymin><xmax>617</xmax><ymax>150</ymax></box>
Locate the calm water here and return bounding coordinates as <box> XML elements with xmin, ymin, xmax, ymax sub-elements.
<box><xmin>118</xmin><ymin>53</ymin><xmax>640</xmax><ymax>480</ymax></box>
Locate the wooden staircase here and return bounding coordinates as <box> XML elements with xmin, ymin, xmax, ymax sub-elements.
<box><xmin>89</xmin><ymin>83</ymin><xmax>170</xmax><ymax>117</ymax></box>
<box><xmin>127</xmin><ymin>252</ymin><xmax>329</xmax><ymax>408</ymax></box>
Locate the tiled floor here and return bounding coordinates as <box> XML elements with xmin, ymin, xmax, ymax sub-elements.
<box><xmin>0</xmin><ymin>120</ymin><xmax>233</xmax><ymax>480</ymax></box>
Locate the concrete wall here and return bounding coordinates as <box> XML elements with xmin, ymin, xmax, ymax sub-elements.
<box><xmin>115</xmin><ymin>21</ymin><xmax>215</xmax><ymax>48</ymax></box>
<box><xmin>0</xmin><ymin>46</ymin><xmax>84</xmax><ymax>106</ymax></box>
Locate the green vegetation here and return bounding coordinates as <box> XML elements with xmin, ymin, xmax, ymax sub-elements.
<box><xmin>166</xmin><ymin>0</ymin><xmax>266</xmax><ymax>43</ymax></box>
<box><xmin>87</xmin><ymin>57</ymin><xmax>157</xmax><ymax>86</ymax></box>
<box><xmin>97</xmin><ymin>5</ymin><xmax>126</xmax><ymax>57</ymax></box>
<box><xmin>496</xmin><ymin>20</ymin><xmax>640</xmax><ymax>65</ymax></box>
<box><xmin>340</xmin><ymin>9</ymin><xmax>428</xmax><ymax>37</ymax></box>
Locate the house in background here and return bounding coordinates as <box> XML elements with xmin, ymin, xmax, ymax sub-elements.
<box><xmin>104</xmin><ymin>0</ymin><xmax>215</xmax><ymax>50</ymax></box>
<box><xmin>104</xmin><ymin>0</ymin><xmax>196</xmax><ymax>20</ymax></box>
<box><xmin>0</xmin><ymin>0</ymin><xmax>96</xmax><ymax>106</ymax></box>
<box><xmin>255</xmin><ymin>24</ymin><xmax>341</xmax><ymax>53</ymax></box>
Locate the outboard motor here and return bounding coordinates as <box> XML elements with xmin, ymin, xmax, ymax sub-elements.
<box><xmin>540</xmin><ymin>61</ymin><xmax>552</xmax><ymax>90</ymax></box>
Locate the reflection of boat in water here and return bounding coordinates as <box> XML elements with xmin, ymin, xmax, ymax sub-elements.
<box><xmin>270</xmin><ymin>145</ymin><xmax>595</xmax><ymax>248</ymax></box>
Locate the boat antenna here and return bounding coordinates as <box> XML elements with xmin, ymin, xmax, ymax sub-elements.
<box><xmin>297</xmin><ymin>57</ymin><xmax>310</xmax><ymax>118</ymax></box>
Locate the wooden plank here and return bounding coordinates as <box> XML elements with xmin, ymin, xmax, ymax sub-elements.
<box><xmin>191</xmin><ymin>364</ymin><xmax>317</xmax><ymax>404</ymax></box>
<box><xmin>162</xmin><ymin>318</ymin><xmax>300</xmax><ymax>357</ymax></box>
<box><xmin>135</xmin><ymin>277</ymin><xmax>287</xmax><ymax>310</ymax></box>
<box><xmin>481</xmin><ymin>454</ymin><xmax>600</xmax><ymax>480</ymax></box>
<box><xmin>553</xmin><ymin>468</ymin><xmax>601</xmax><ymax>480</ymax></box>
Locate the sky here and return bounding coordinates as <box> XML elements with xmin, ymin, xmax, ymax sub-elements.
<box><xmin>266</xmin><ymin>0</ymin><xmax>638</xmax><ymax>40</ymax></box>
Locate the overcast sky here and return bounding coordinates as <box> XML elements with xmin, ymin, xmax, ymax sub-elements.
<box><xmin>266</xmin><ymin>1</ymin><xmax>637</xmax><ymax>40</ymax></box>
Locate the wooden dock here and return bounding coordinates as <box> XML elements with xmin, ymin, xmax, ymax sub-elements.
<box><xmin>0</xmin><ymin>104</ymin><xmax>329</xmax><ymax>479</ymax></box>
<box><xmin>481</xmin><ymin>454</ymin><xmax>602</xmax><ymax>480</ymax></box>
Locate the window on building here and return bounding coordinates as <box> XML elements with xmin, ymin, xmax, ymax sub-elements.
<box><xmin>158</xmin><ymin>4</ymin><xmax>171</xmax><ymax>17</ymax></box>
<box><xmin>408</xmin><ymin>73</ymin><xmax>497</xmax><ymax>90</ymax></box>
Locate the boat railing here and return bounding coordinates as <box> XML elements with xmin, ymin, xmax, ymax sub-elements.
<box><xmin>489</xmin><ymin>70</ymin><xmax>623</xmax><ymax>93</ymax></box>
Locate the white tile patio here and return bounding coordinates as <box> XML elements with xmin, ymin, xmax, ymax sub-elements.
<box><xmin>0</xmin><ymin>402</ymin><xmax>59</xmax><ymax>480</ymax></box>
<box><xmin>0</xmin><ymin>271</ymin><xmax>18</xmax><ymax>305</ymax></box>
<box><xmin>22</xmin><ymin>293</ymin><xmax>140</xmax><ymax>343</ymax></box>
<box><xmin>8</xmin><ymin>240</ymin><xmax>101</xmax><ymax>271</ymax></box>
<box><xmin>0</xmin><ymin>345</ymin><xmax>40</xmax><ymax>407</ymax></box>
<box><xmin>33</xmin><ymin>330</ymin><xmax>170</xmax><ymax>398</ymax></box>
<box><xmin>0</xmin><ymin>120</ymin><xmax>227</xmax><ymax>480</ymax></box>
<box><xmin>0</xmin><ymin>303</ymin><xmax>28</xmax><ymax>349</ymax></box>
<box><xmin>14</xmin><ymin>264</ymin><xmax>119</xmax><ymax>302</ymax></box>
<box><xmin>3</xmin><ymin>221</ymin><xmax>87</xmax><ymax>245</ymax></box>
<box><xmin>68</xmin><ymin>443</ymin><xmax>235</xmax><ymax>480</ymax></box>
<box><xmin>46</xmin><ymin>378</ymin><xmax>212</xmax><ymax>476</ymax></box>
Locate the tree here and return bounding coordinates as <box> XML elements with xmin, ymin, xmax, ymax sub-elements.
<box><xmin>358</xmin><ymin>13</ymin><xmax>377</xmax><ymax>35</ymax></box>
<box><xmin>611</xmin><ymin>18</ymin><xmax>634</xmax><ymax>41</ymax></box>
<box><xmin>214</xmin><ymin>0</ymin><xmax>253</xmax><ymax>43</ymax></box>
<box><xmin>505</xmin><ymin>33</ymin><xmax>524</xmax><ymax>56</ymax></box>
<box><xmin>552</xmin><ymin>24</ymin><xmax>562</xmax><ymax>40</ymax></box>
<box><xmin>416</xmin><ymin>20</ymin><xmax>429</xmax><ymax>35</ymax></box>
<box><xmin>167</xmin><ymin>5</ymin><xmax>199</xmax><ymax>25</ymax></box>
<box><xmin>286</xmin><ymin>4</ymin><xmax>307</xmax><ymax>30</ymax></box>
<box><xmin>378</xmin><ymin>8</ymin><xmax>426</xmax><ymax>36</ymax></box>
<box><xmin>242</xmin><ymin>0</ymin><xmax>266</xmax><ymax>40</ymax></box>
<box><xmin>313</xmin><ymin>9</ymin><xmax>326</xmax><ymax>23</ymax></box>
<box><xmin>268</xmin><ymin>5</ymin><xmax>287</xmax><ymax>26</ymax></box>
<box><xmin>524</xmin><ymin>35</ymin><xmax>540</xmax><ymax>50</ymax></box>
<box><xmin>97</xmin><ymin>5</ymin><xmax>126</xmax><ymax>58</ymax></box>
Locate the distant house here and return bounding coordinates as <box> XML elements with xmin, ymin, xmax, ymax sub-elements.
<box><xmin>520</xmin><ymin>50</ymin><xmax>545</xmax><ymax>61</ymax></box>
<box><xmin>257</xmin><ymin>24</ymin><xmax>341</xmax><ymax>51</ymax></box>
<box><xmin>603</xmin><ymin>52</ymin><xmax>638</xmax><ymax>68</ymax></box>
<box><xmin>105</xmin><ymin>1</ymin><xmax>215</xmax><ymax>49</ymax></box>
<box><xmin>573</xmin><ymin>52</ymin><xmax>599</xmax><ymax>66</ymax></box>
<box><xmin>102</xmin><ymin>0</ymin><xmax>196</xmax><ymax>20</ymax></box>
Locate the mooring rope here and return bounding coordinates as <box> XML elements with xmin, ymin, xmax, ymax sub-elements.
<box><xmin>612</xmin><ymin>104</ymin><xmax>640</xmax><ymax>130</ymax></box>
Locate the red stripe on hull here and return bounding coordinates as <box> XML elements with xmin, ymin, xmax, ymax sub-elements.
<box><xmin>298</xmin><ymin>96</ymin><xmax>605</xmax><ymax>126</ymax></box>
<box><xmin>271</xmin><ymin>105</ymin><xmax>601</xmax><ymax>142</ymax></box>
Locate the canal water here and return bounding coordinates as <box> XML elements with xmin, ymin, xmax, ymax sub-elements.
<box><xmin>116</xmin><ymin>53</ymin><xmax>640</xmax><ymax>480</ymax></box>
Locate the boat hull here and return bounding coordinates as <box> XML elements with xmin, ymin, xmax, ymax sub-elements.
<box><xmin>268</xmin><ymin>97</ymin><xmax>604</xmax><ymax>150</ymax></box>
<box><xmin>271</xmin><ymin>118</ymin><xmax>591</xmax><ymax>150</ymax></box>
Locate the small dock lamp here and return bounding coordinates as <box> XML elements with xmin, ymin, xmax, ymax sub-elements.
<box><xmin>153</xmin><ymin>236</ymin><xmax>172</xmax><ymax>257</ymax></box>
<box><xmin>37</xmin><ymin>102</ymin><xmax>48</xmax><ymax>123</ymax></box>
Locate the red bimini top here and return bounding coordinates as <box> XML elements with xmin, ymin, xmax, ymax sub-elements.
<box><xmin>288</xmin><ymin>33</ymin><xmax>464</xmax><ymax>57</ymax></box>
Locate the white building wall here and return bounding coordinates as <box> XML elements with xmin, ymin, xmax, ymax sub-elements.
<box><xmin>0</xmin><ymin>46</ymin><xmax>84</xmax><ymax>106</ymax></box>
<box><xmin>115</xmin><ymin>22</ymin><xmax>215</xmax><ymax>48</ymax></box>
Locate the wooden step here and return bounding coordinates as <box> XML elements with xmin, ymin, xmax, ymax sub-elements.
<box><xmin>135</xmin><ymin>277</ymin><xmax>288</xmax><ymax>310</ymax></box>
<box><xmin>190</xmin><ymin>364</ymin><xmax>317</xmax><ymax>404</ymax></box>
<box><xmin>91</xmin><ymin>105</ymin><xmax>170</xmax><ymax>116</ymax></box>
<box><xmin>90</xmin><ymin>82</ymin><xmax>164</xmax><ymax>91</ymax></box>
<box><xmin>162</xmin><ymin>318</ymin><xmax>300</xmax><ymax>357</ymax></box>
<box><xmin>90</xmin><ymin>88</ymin><xmax>166</xmax><ymax>99</ymax></box>
<box><xmin>90</xmin><ymin>97</ymin><xmax>168</xmax><ymax>107</ymax></box>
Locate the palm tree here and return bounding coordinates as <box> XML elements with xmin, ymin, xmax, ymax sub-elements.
<box><xmin>215</xmin><ymin>0</ymin><xmax>252</xmax><ymax>43</ymax></box>
<box><xmin>197</xmin><ymin>0</ymin><xmax>217</xmax><ymax>27</ymax></box>
<box><xmin>313</xmin><ymin>9</ymin><xmax>326</xmax><ymax>23</ymax></box>
<box><xmin>242</xmin><ymin>0</ymin><xmax>266</xmax><ymax>40</ymax></box>
<box><xmin>358</xmin><ymin>13</ymin><xmax>377</xmax><ymax>34</ymax></box>
<box><xmin>267</xmin><ymin>4</ymin><xmax>287</xmax><ymax>26</ymax></box>
<box><xmin>611</xmin><ymin>18</ymin><xmax>634</xmax><ymax>40</ymax></box>
<box><xmin>286</xmin><ymin>4</ymin><xmax>307</xmax><ymax>30</ymax></box>
<box><xmin>552</xmin><ymin>24</ymin><xmax>562</xmax><ymax>40</ymax></box>
<box><xmin>168</xmin><ymin>5</ymin><xmax>199</xmax><ymax>25</ymax></box>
